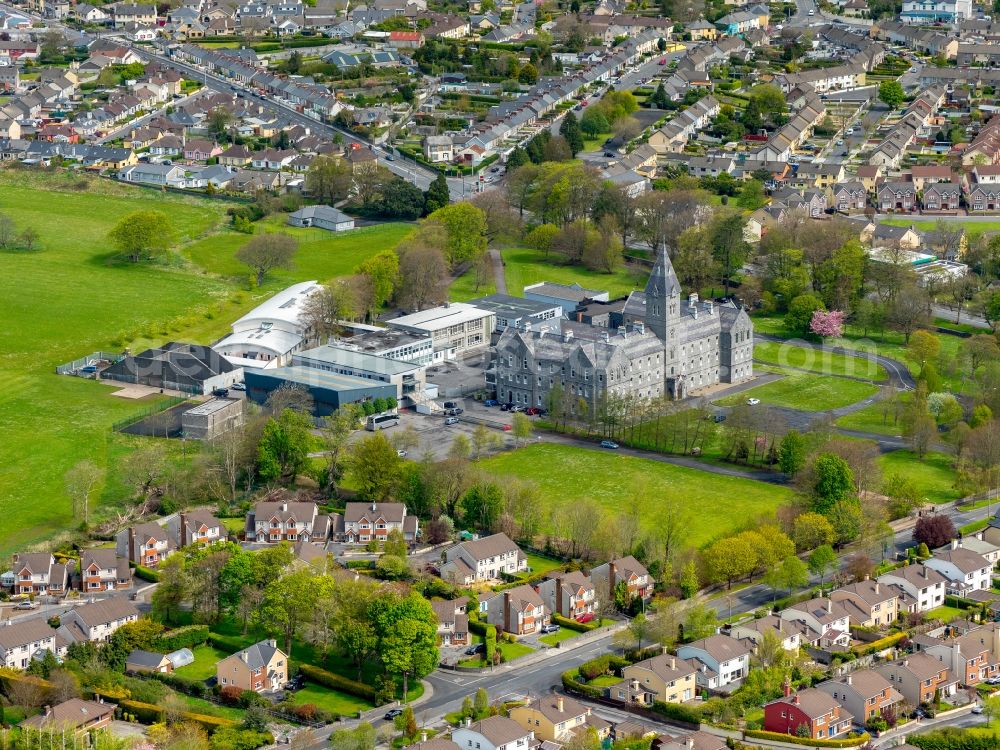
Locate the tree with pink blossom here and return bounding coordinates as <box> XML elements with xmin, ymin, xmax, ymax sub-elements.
<box><xmin>810</xmin><ymin>310</ymin><xmax>845</xmax><ymax>339</ymax></box>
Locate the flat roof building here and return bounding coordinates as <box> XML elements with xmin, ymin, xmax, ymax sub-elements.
<box><xmin>292</xmin><ymin>344</ymin><xmax>426</xmax><ymax>400</ymax></box>
<box><xmin>181</xmin><ymin>398</ymin><xmax>244</xmax><ymax>440</ymax></box>
<box><xmin>468</xmin><ymin>293</ymin><xmax>563</xmax><ymax>333</ymax></box>
<box><xmin>245</xmin><ymin>366</ymin><xmax>397</xmax><ymax>417</ymax></box>
<box><xmin>338</xmin><ymin>327</ymin><xmax>434</xmax><ymax>365</ymax></box>
<box><xmin>387</xmin><ymin>302</ymin><xmax>494</xmax><ymax>362</ymax></box>
<box><xmin>523</xmin><ymin>282</ymin><xmax>609</xmax><ymax>314</ymax></box>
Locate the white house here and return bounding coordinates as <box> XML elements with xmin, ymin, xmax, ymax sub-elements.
<box><xmin>878</xmin><ymin>564</ymin><xmax>947</xmax><ymax>614</ymax></box>
<box><xmin>287</xmin><ymin>205</ymin><xmax>355</xmax><ymax>232</ymax></box>
<box><xmin>0</xmin><ymin>620</ymin><xmax>58</xmax><ymax>669</ymax></box>
<box><xmin>441</xmin><ymin>533</ymin><xmax>527</xmax><ymax>584</ymax></box>
<box><xmin>213</xmin><ymin>280</ymin><xmax>320</xmax><ymax>369</ymax></box>
<box><xmin>452</xmin><ymin>715</ymin><xmax>534</xmax><ymax>750</ymax></box>
<box><xmin>676</xmin><ymin>634</ymin><xmax>751</xmax><ymax>690</ymax></box>
<box><xmin>58</xmin><ymin>597</ymin><xmax>140</xmax><ymax>644</ymax></box>
<box><xmin>924</xmin><ymin>543</ymin><xmax>992</xmax><ymax>597</ymax></box>
<box><xmin>779</xmin><ymin>597</ymin><xmax>851</xmax><ymax>649</ymax></box>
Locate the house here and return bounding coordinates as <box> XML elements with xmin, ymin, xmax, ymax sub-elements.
<box><xmin>865</xmin><ymin>223</ymin><xmax>922</xmax><ymax>250</ymax></box>
<box><xmin>878</xmin><ymin>565</ymin><xmax>946</xmax><ymax>614</ymax></box>
<box><xmin>686</xmin><ymin>19</ymin><xmax>718</xmax><ymax>40</ymax></box>
<box><xmin>535</xmin><ymin>571</ymin><xmax>597</xmax><ymax>621</ymax></box>
<box><xmin>452</xmin><ymin>715</ymin><xmax>534</xmax><ymax>750</ymax></box>
<box><xmin>924</xmin><ymin>543</ymin><xmax>992</xmax><ymax>597</ymax></box>
<box><xmin>388</xmin><ymin>30</ymin><xmax>424</xmax><ymax>48</ymax></box>
<box><xmin>58</xmin><ymin>597</ymin><xmax>140</xmax><ymax>643</ymax></box>
<box><xmin>183</xmin><ymin>139</ymin><xmax>222</xmax><ymax>161</ymax></box>
<box><xmin>170</xmin><ymin>510</ymin><xmax>224</xmax><ymax>547</ymax></box>
<box><xmin>833</xmin><ymin>182</ymin><xmax>868</xmax><ymax>214</ymax></box>
<box><xmin>245</xmin><ymin>500</ymin><xmax>334</xmax><ymax>544</ymax></box>
<box><xmin>116</xmin><ymin>522</ymin><xmax>175</xmax><ymax>568</ymax></box>
<box><xmin>424</xmin><ymin>135</ymin><xmax>454</xmax><ymax>162</ymax></box>
<box><xmin>909</xmin><ymin>165</ymin><xmax>953</xmax><ymax>192</ymax></box>
<box><xmin>676</xmin><ymin>635</ymin><xmax>751</xmax><ymax>690</ymax></box>
<box><xmin>816</xmin><ymin>670</ymin><xmax>902</xmax><ymax>724</ymax></box>
<box><xmin>0</xmin><ymin>619</ymin><xmax>58</xmax><ymax>668</ymax></box>
<box><xmin>764</xmin><ymin>687</ymin><xmax>853</xmax><ymax>740</ymax></box>
<box><xmin>11</xmin><ymin>553</ymin><xmax>69</xmax><ymax>596</ymax></box>
<box><xmin>101</xmin><ymin>342</ymin><xmax>243</xmax><ymax>395</ymax></box>
<box><xmin>650</xmin><ymin>732</ymin><xmax>727</xmax><ymax>750</ymax></box>
<box><xmin>617</xmin><ymin>653</ymin><xmax>698</xmax><ymax>704</ymax></box>
<box><xmin>877</xmin><ymin>182</ymin><xmax>918</xmax><ymax>212</ymax></box>
<box><xmin>287</xmin><ymin>205</ymin><xmax>355</xmax><ymax>232</ymax></box>
<box><xmin>876</xmin><ymin>653</ymin><xmax>958</xmax><ymax>707</ymax></box>
<box><xmin>509</xmin><ymin>695</ymin><xmax>599</xmax><ymax>742</ymax></box>
<box><xmin>431</xmin><ymin>598</ymin><xmax>469</xmax><ymax>646</ymax></box>
<box><xmin>923</xmin><ymin>182</ymin><xmax>962</xmax><ymax>212</ymax></box>
<box><xmin>590</xmin><ymin>557</ymin><xmax>653</xmax><ymax>605</ymax></box>
<box><xmin>126</xmin><ymin>649</ymin><xmax>174</xmax><ymax>673</ymax></box>
<box><xmin>341</xmin><ymin>502</ymin><xmax>418</xmax><ymax>543</ymax></box>
<box><xmin>955</xmin><ymin>532</ymin><xmax>1000</xmax><ymax>565</ymax></box>
<box><xmin>79</xmin><ymin>549</ymin><xmax>132</xmax><ymax>592</ymax></box>
<box><xmin>482</xmin><ymin>584</ymin><xmax>548</xmax><ymax>636</ymax></box>
<box><xmin>857</xmin><ymin>165</ymin><xmax>882</xmax><ymax>194</ymax></box>
<box><xmin>219</xmin><ymin>144</ymin><xmax>252</xmax><ymax>166</ymax></box>
<box><xmin>830</xmin><ymin>579</ymin><xmax>901</xmax><ymax>629</ymax></box>
<box><xmin>731</xmin><ymin>616</ymin><xmax>809</xmax><ymax>652</ymax></box>
<box><xmin>920</xmin><ymin>626</ymin><xmax>1000</xmax><ymax>686</ymax></box>
<box><xmin>216</xmin><ymin>639</ymin><xmax>288</xmax><ymax>693</ymax></box>
<box><xmin>113</xmin><ymin>2</ymin><xmax>157</xmax><ymax>27</ymax></box>
<box><xmin>792</xmin><ymin>162</ymin><xmax>845</xmax><ymax>190</ymax></box>
<box><xmin>779</xmin><ymin>597</ymin><xmax>851</xmax><ymax>649</ymax></box>
<box><xmin>20</xmin><ymin>700</ymin><xmax>114</xmax><ymax>733</ymax></box>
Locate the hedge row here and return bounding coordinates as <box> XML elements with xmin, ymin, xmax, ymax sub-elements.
<box><xmin>298</xmin><ymin>663</ymin><xmax>378</xmax><ymax>705</ymax></box>
<box><xmin>208</xmin><ymin>632</ymin><xmax>252</xmax><ymax>654</ymax></box>
<box><xmin>561</xmin><ymin>668</ymin><xmax>606</xmax><ymax>699</ymax></box>
<box><xmin>133</xmin><ymin>564</ymin><xmax>160</xmax><ymax>583</ymax></box>
<box><xmin>578</xmin><ymin>654</ymin><xmax>629</xmax><ymax>680</ymax></box>
<box><xmin>851</xmin><ymin>632</ymin><xmax>905</xmax><ymax>657</ymax></box>
<box><xmin>184</xmin><ymin>711</ymin><xmax>238</xmax><ymax>733</ymax></box>
<box><xmin>745</xmin><ymin>730</ymin><xmax>871</xmax><ymax>747</ymax></box>
<box><xmin>0</xmin><ymin>669</ymin><xmax>54</xmax><ymax>699</ymax></box>
<box><xmin>551</xmin><ymin>614</ymin><xmax>598</xmax><ymax>633</ymax></box>
<box><xmin>468</xmin><ymin>619</ymin><xmax>489</xmax><ymax>637</ymax></box>
<box><xmin>944</xmin><ymin>595</ymin><xmax>980</xmax><ymax>611</ymax></box>
<box><xmin>909</xmin><ymin>728</ymin><xmax>1000</xmax><ymax>750</ymax></box>
<box><xmin>155</xmin><ymin>624</ymin><xmax>210</xmax><ymax>652</ymax></box>
<box><xmin>149</xmin><ymin>670</ymin><xmax>209</xmax><ymax>697</ymax></box>
<box><xmin>651</xmin><ymin>700</ymin><xmax>703</xmax><ymax>726</ymax></box>
<box><xmin>117</xmin><ymin>698</ymin><xmax>237</xmax><ymax>733</ymax></box>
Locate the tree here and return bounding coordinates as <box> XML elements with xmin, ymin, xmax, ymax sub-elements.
<box><xmin>518</xmin><ymin>62</ymin><xmax>538</xmax><ymax>84</ymax></box>
<box><xmin>794</xmin><ymin>512</ymin><xmax>836</xmax><ymax>551</ymax></box>
<box><xmin>473</xmin><ymin>687</ymin><xmax>490</xmax><ymax>719</ymax></box>
<box><xmin>257</xmin><ymin>409</ymin><xmax>312</xmax><ymax>483</ymax></box>
<box><xmin>370</xmin><ymin>589</ymin><xmax>439</xmax><ymax>698</ymax></box>
<box><xmin>886</xmin><ymin>288</ymin><xmax>930</xmax><ymax>343</ymax></box>
<box><xmin>703</xmin><ymin>534</ymin><xmax>757</xmax><ymax>587</ymax></box>
<box><xmin>330</xmin><ymin>724</ymin><xmax>376</xmax><ymax>750</ymax></box>
<box><xmin>511</xmin><ymin>412</ymin><xmax>533</xmax><ymax>446</ymax></box>
<box><xmin>962</xmin><ymin>334</ymin><xmax>1000</xmax><ymax>376</ymax></box>
<box><xmin>913</xmin><ymin>514</ymin><xmax>957</xmax><ymax>549</ymax></box>
<box><xmin>207</xmin><ymin>106</ymin><xmax>233</xmax><ymax>141</ymax></box>
<box><xmin>236</xmin><ymin>233</ymin><xmax>298</xmax><ymax>286</ymax></box>
<box><xmin>65</xmin><ymin>460</ymin><xmax>103</xmax><ymax>527</ymax></box>
<box><xmin>580</xmin><ymin>107</ymin><xmax>610</xmax><ymax>137</ymax></box>
<box><xmin>808</xmin><ymin>544</ymin><xmax>837</xmax><ymax>585</ymax></box>
<box><xmin>785</xmin><ymin>294</ymin><xmax>826</xmax><ymax>336</ymax></box>
<box><xmin>778</xmin><ymin>430</ymin><xmax>807</xmax><ymax>475</ymax></box>
<box><xmin>878</xmin><ymin>80</ymin><xmax>905</xmax><ymax>109</ymax></box>
<box><xmin>810</xmin><ymin>310</ymin><xmax>845</xmax><ymax>339</ymax></box>
<box><xmin>983</xmin><ymin>695</ymin><xmax>1000</xmax><ymax>727</ymax></box>
<box><xmin>811</xmin><ymin>453</ymin><xmax>855</xmax><ymax>514</ymax></box>
<box><xmin>559</xmin><ymin>112</ymin><xmax>585</xmax><ymax>156</ymax></box>
<box><xmin>908</xmin><ymin>330</ymin><xmax>941</xmax><ymax>369</ymax></box>
<box><xmin>424</xmin><ymin>174</ymin><xmax>450</xmax><ymax>214</ymax></box>
<box><xmin>356</xmin><ymin>250</ymin><xmax>399</xmax><ymax>316</ymax></box>
<box><xmin>461</xmin><ymin>482</ymin><xmax>504</xmax><ymax>532</ymax></box>
<box><xmin>683</xmin><ymin>602</ymin><xmax>719</xmax><ymax>640</ymax></box>
<box><xmin>398</xmin><ymin>244</ymin><xmax>448</xmax><ymax>312</ymax></box>
<box><xmin>108</xmin><ymin>210</ymin><xmax>175</xmax><ymax>262</ymax></box>
<box><xmin>776</xmin><ymin>555</ymin><xmax>808</xmax><ymax>596</ymax></box>
<box><xmin>425</xmin><ymin>203</ymin><xmax>487</xmax><ymax>267</ymax></box>
<box><xmin>350</xmin><ymin>432</ymin><xmax>402</xmax><ymax>501</ymax></box>
<box><xmin>306</xmin><ymin>155</ymin><xmax>353</xmax><ymax>205</ymax></box>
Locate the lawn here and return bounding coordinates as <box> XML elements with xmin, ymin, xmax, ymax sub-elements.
<box><xmin>524</xmin><ymin>553</ymin><xmax>567</xmax><ymax>577</ymax></box>
<box><xmin>0</xmin><ymin>171</ymin><xmax>414</xmax><ymax>555</ymax></box>
<box><xmin>539</xmin><ymin>628</ymin><xmax>583</xmax><ymax>647</ymax></box>
<box><xmin>877</xmin><ymin>450</ymin><xmax>960</xmax><ymax>504</ymax></box>
<box><xmin>173</xmin><ymin>644</ymin><xmax>232</xmax><ymax>681</ymax></box>
<box><xmin>289</xmin><ymin>684</ymin><xmax>371</xmax><ymax>717</ymax></box>
<box><xmin>753</xmin><ymin>340</ymin><xmax>887</xmax><ymax>381</ymax></box>
<box><xmin>881</xmin><ymin>218</ymin><xmax>1000</xmax><ymax>238</ymax></box>
<box><xmin>834</xmin><ymin>395</ymin><xmax>911</xmax><ymax>436</ymax></box>
<box><xmin>587</xmin><ymin>675</ymin><xmax>621</xmax><ymax>688</ymax></box>
<box><xmin>714</xmin><ymin>371</ymin><xmax>880</xmax><ymax>412</ymax></box>
<box><xmin>500</xmin><ymin>247</ymin><xmax>646</xmax><ymax>300</ymax></box>
<box><xmin>924</xmin><ymin>605</ymin><xmax>967</xmax><ymax>623</ymax></box>
<box><xmin>178</xmin><ymin>694</ymin><xmax>246</xmax><ymax>722</ymax></box>
<box><xmin>459</xmin><ymin>639</ymin><xmax>535</xmax><ymax>667</ymax></box>
<box><xmin>448</xmin><ymin>264</ymin><xmax>496</xmax><ymax>302</ymax></box>
<box><xmin>477</xmin><ymin>444</ymin><xmax>796</xmax><ymax>547</ymax></box>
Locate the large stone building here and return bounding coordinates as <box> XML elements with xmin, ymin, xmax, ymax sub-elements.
<box><xmin>492</xmin><ymin>249</ymin><xmax>753</xmax><ymax>406</ymax></box>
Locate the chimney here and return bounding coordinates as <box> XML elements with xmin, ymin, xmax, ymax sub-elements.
<box><xmin>704</xmin><ymin>300</ymin><xmax>713</xmax><ymax>316</ymax></box>
<box><xmin>875</xmin><ymin>583</ymin><xmax>880</xmax><ymax>595</ymax></box>
<box><xmin>618</xmin><ymin>325</ymin><xmax>627</xmax><ymax>339</ymax></box>
<box><xmin>603</xmin><ymin>332</ymin><xmax>610</xmax><ymax>343</ymax></box>
<box><xmin>555</xmin><ymin>577</ymin><xmax>563</xmax><ymax>617</ymax></box>
<box><xmin>371</xmin><ymin>502</ymin><xmax>377</xmax><ymax>512</ymax></box>
<box><xmin>685</xmin><ymin>738</ymin><xmax>694</xmax><ymax>749</ymax></box>
<box><xmin>557</xmin><ymin>697</ymin><xmax>564</xmax><ymax>713</ymax></box>
<box><xmin>281</xmin><ymin>502</ymin><xmax>288</xmax><ymax>512</ymax></box>
<box><xmin>826</xmin><ymin>599</ymin><xmax>833</xmax><ymax>614</ymax></box>
<box><xmin>504</xmin><ymin>591</ymin><xmax>512</xmax><ymax>635</ymax></box>
<box><xmin>465</xmin><ymin>718</ymin><xmax>472</xmax><ymax>728</ymax></box>
<box><xmin>240</xmin><ymin>651</ymin><xmax>249</xmax><ymax>663</ymax></box>
<box><xmin>269</xmin><ymin>639</ymin><xmax>277</xmax><ymax>648</ymax></box>
<box><xmin>563</xmin><ymin>329</ymin><xmax>573</xmax><ymax>343</ymax></box>
<box><xmin>792</xmin><ymin>694</ymin><xmax>799</xmax><ymax>705</ymax></box>
<box><xmin>670</xmin><ymin>657</ymin><xmax>676</xmax><ymax>670</ymax></box>
<box><xmin>688</xmin><ymin>293</ymin><xmax>699</xmax><ymax>308</ymax></box>
<box><xmin>783</xmin><ymin>678</ymin><xmax>792</xmax><ymax>698</ymax></box>
<box><xmin>634</xmin><ymin>322</ymin><xmax>644</xmax><ymax>334</ymax></box>
<box><xmin>179</xmin><ymin>512</ymin><xmax>188</xmax><ymax>547</ymax></box>
<box><xmin>903</xmin><ymin>659</ymin><xmax>909</xmax><ymax>667</ymax></box>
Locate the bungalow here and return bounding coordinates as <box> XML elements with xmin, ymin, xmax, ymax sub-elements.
<box><xmin>118</xmin><ymin>163</ymin><xmax>188</xmax><ymax>188</ymax></box>
<box><xmin>878</xmin><ymin>564</ymin><xmax>947</xmax><ymax>614</ymax></box>
<box><xmin>216</xmin><ymin>639</ymin><xmax>288</xmax><ymax>693</ymax></box>
<box><xmin>866</xmin><ymin>223</ymin><xmax>922</xmax><ymax>250</ymax></box>
<box><xmin>590</xmin><ymin>556</ymin><xmax>653</xmax><ymax>604</ymax></box>
<box><xmin>731</xmin><ymin>615</ymin><xmax>810</xmax><ymax>652</ymax></box>
<box><xmin>79</xmin><ymin>549</ymin><xmax>132</xmax><ymax>592</ymax></box>
<box><xmin>764</xmin><ymin>687</ymin><xmax>853</xmax><ymax>740</ymax></box>
<box><xmin>617</xmin><ymin>653</ymin><xmax>699</xmax><ymax>704</ymax></box>
<box><xmin>431</xmin><ymin>598</ymin><xmax>469</xmax><ymax>646</ymax></box>
<box><xmin>183</xmin><ymin>139</ymin><xmax>222</xmax><ymax>161</ymax></box>
<box><xmin>388</xmin><ymin>30</ymin><xmax>424</xmax><ymax>48</ymax></box>
<box><xmin>287</xmin><ymin>205</ymin><xmax>355</xmax><ymax>232</ymax></box>
<box><xmin>441</xmin><ymin>533</ymin><xmax>527</xmax><ymax>584</ymax></box>
<box><xmin>482</xmin><ymin>584</ymin><xmax>548</xmax><ymax>637</ymax></box>
<box><xmin>816</xmin><ymin>670</ymin><xmax>902</xmax><ymax>724</ymax></box>
<box><xmin>20</xmin><ymin>700</ymin><xmax>114</xmax><ymax>734</ymax></box>
<box><xmin>676</xmin><ymin>635</ymin><xmax>751</xmax><ymax>690</ymax></box>
<box><xmin>876</xmin><ymin>653</ymin><xmax>958</xmax><ymax>707</ymax></box>
<box><xmin>11</xmin><ymin>553</ymin><xmax>69</xmax><ymax>596</ymax></box>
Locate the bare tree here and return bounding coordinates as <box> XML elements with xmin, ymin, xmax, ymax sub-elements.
<box><xmin>265</xmin><ymin>383</ymin><xmax>315</xmax><ymax>415</ymax></box>
<box><xmin>471</xmin><ymin>190</ymin><xmax>522</xmax><ymax>242</ymax></box>
<box><xmin>397</xmin><ymin>244</ymin><xmax>449</xmax><ymax>312</ymax></box>
<box><xmin>65</xmin><ymin>460</ymin><xmax>103</xmax><ymax>527</ymax></box>
<box><xmin>236</xmin><ymin>233</ymin><xmax>299</xmax><ymax>286</ymax></box>
<box><xmin>120</xmin><ymin>442</ymin><xmax>168</xmax><ymax>500</ymax></box>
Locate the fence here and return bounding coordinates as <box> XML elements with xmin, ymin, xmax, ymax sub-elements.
<box><xmin>55</xmin><ymin>351</ymin><xmax>123</xmax><ymax>375</ymax></box>
<box><xmin>111</xmin><ymin>396</ymin><xmax>189</xmax><ymax>432</ymax></box>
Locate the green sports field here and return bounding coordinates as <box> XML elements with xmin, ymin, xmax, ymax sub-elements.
<box><xmin>753</xmin><ymin>340</ymin><xmax>888</xmax><ymax>381</ymax></box>
<box><xmin>714</xmin><ymin>370</ymin><xmax>881</xmax><ymax>412</ymax></box>
<box><xmin>477</xmin><ymin>443</ymin><xmax>796</xmax><ymax>547</ymax></box>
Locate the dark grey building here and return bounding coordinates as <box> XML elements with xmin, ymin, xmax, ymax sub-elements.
<box><xmin>244</xmin><ymin>366</ymin><xmax>396</xmax><ymax>416</ymax></box>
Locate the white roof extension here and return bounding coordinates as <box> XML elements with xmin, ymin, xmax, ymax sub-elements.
<box><xmin>388</xmin><ymin>302</ymin><xmax>491</xmax><ymax>332</ymax></box>
<box><xmin>213</xmin><ymin>280</ymin><xmax>319</xmax><ymax>366</ymax></box>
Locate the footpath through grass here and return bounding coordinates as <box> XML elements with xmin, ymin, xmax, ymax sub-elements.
<box><xmin>478</xmin><ymin>443</ymin><xmax>795</xmax><ymax>547</ymax></box>
<box><xmin>714</xmin><ymin>370</ymin><xmax>880</xmax><ymax>412</ymax></box>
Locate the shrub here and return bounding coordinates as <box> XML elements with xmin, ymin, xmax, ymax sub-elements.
<box><xmin>208</xmin><ymin>633</ymin><xmax>251</xmax><ymax>653</ymax></box>
<box><xmin>561</xmin><ymin>669</ymin><xmax>605</xmax><ymax>699</ymax></box>
<box><xmin>651</xmin><ymin>701</ymin><xmax>703</xmax><ymax>726</ymax></box>
<box><xmin>908</xmin><ymin>728</ymin><xmax>1000</xmax><ymax>750</ymax></box>
<box><xmin>210</xmin><ymin>727</ymin><xmax>273</xmax><ymax>750</ymax></box>
<box><xmin>155</xmin><ymin>624</ymin><xmax>210</xmax><ymax>652</ymax></box>
<box><xmin>149</xmin><ymin>671</ymin><xmax>207</xmax><ymax>697</ymax></box>
<box><xmin>183</xmin><ymin>711</ymin><xmax>237</xmax><ymax>734</ymax></box>
<box><xmin>578</xmin><ymin>654</ymin><xmax>629</xmax><ymax>680</ymax></box>
<box><xmin>298</xmin><ymin>664</ymin><xmax>378</xmax><ymax>704</ymax></box>
<box><xmin>118</xmin><ymin>699</ymin><xmax>165</xmax><ymax>724</ymax></box>
<box><xmin>744</xmin><ymin>730</ymin><xmax>870</xmax><ymax>747</ymax></box>
<box><xmin>468</xmin><ymin>619</ymin><xmax>489</xmax><ymax>637</ymax></box>
<box><xmin>220</xmin><ymin>686</ymin><xmax>244</xmax><ymax>705</ymax></box>
<box><xmin>133</xmin><ymin>564</ymin><xmax>160</xmax><ymax>583</ymax></box>
<box><xmin>551</xmin><ymin>614</ymin><xmax>599</xmax><ymax>633</ymax></box>
<box><xmin>851</xmin><ymin>632</ymin><xmax>905</xmax><ymax>657</ymax></box>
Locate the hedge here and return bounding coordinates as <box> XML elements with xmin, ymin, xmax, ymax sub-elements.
<box><xmin>851</xmin><ymin>632</ymin><xmax>905</xmax><ymax>657</ymax></box>
<box><xmin>0</xmin><ymin>669</ymin><xmax>53</xmax><ymax>699</ymax></box>
<box><xmin>651</xmin><ymin>701</ymin><xmax>703</xmax><ymax>726</ymax></box>
<box><xmin>298</xmin><ymin>664</ymin><xmax>378</xmax><ymax>705</ymax></box>
<box><xmin>155</xmin><ymin>624</ymin><xmax>210</xmax><ymax>652</ymax></box>
<box><xmin>133</xmin><ymin>564</ymin><xmax>160</xmax><ymax>583</ymax></box>
<box><xmin>468</xmin><ymin>619</ymin><xmax>489</xmax><ymax>637</ymax></box>
<box><xmin>908</xmin><ymin>728</ymin><xmax>1000</xmax><ymax>750</ymax></box>
<box><xmin>944</xmin><ymin>595</ymin><xmax>980</xmax><ymax>610</ymax></box>
<box><xmin>208</xmin><ymin>632</ymin><xmax>252</xmax><ymax>654</ymax></box>
<box><xmin>119</xmin><ymin>699</ymin><xmax>166</xmax><ymax>724</ymax></box>
<box><xmin>578</xmin><ymin>654</ymin><xmax>629</xmax><ymax>680</ymax></box>
<box><xmin>149</xmin><ymin>670</ymin><xmax>209</xmax><ymax>698</ymax></box>
<box><xmin>551</xmin><ymin>614</ymin><xmax>598</xmax><ymax>633</ymax></box>
<box><xmin>744</xmin><ymin>730</ymin><xmax>871</xmax><ymax>747</ymax></box>
<box><xmin>561</xmin><ymin>669</ymin><xmax>606</xmax><ymax>699</ymax></box>
<box><xmin>184</xmin><ymin>711</ymin><xmax>237</xmax><ymax>733</ymax></box>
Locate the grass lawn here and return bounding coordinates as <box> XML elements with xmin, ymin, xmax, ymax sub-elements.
<box><xmin>500</xmin><ymin>247</ymin><xmax>646</xmax><ymax>300</ymax></box>
<box><xmin>178</xmin><ymin>694</ymin><xmax>245</xmax><ymax>721</ymax></box>
<box><xmin>539</xmin><ymin>628</ymin><xmax>583</xmax><ymax>647</ymax></box>
<box><xmin>714</xmin><ymin>371</ymin><xmax>880</xmax><ymax>412</ymax></box>
<box><xmin>289</xmin><ymin>684</ymin><xmax>371</xmax><ymax>717</ymax></box>
<box><xmin>924</xmin><ymin>605</ymin><xmax>967</xmax><ymax>623</ymax></box>
<box><xmin>834</xmin><ymin>395</ymin><xmax>910</xmax><ymax>436</ymax></box>
<box><xmin>448</xmin><ymin>264</ymin><xmax>495</xmax><ymax>302</ymax></box>
<box><xmin>221</xmin><ymin>517</ymin><xmax>246</xmax><ymax>534</ymax></box>
<box><xmin>478</xmin><ymin>444</ymin><xmax>796</xmax><ymax>547</ymax></box>
<box><xmin>753</xmin><ymin>340</ymin><xmax>887</xmax><ymax>381</ymax></box>
<box><xmin>459</xmin><ymin>639</ymin><xmax>535</xmax><ymax>667</ymax></box>
<box><xmin>173</xmin><ymin>644</ymin><xmax>232</xmax><ymax>681</ymax></box>
<box><xmin>962</xmin><ymin>518</ymin><xmax>990</xmax><ymax>535</ymax></box>
<box><xmin>881</xmin><ymin>218</ymin><xmax>1000</xmax><ymax>238</ymax></box>
<box><xmin>877</xmin><ymin>450</ymin><xmax>959</xmax><ymax>504</ymax></box>
<box><xmin>587</xmin><ymin>675</ymin><xmax>621</xmax><ymax>688</ymax></box>
<box><xmin>524</xmin><ymin>553</ymin><xmax>566</xmax><ymax>577</ymax></box>
<box><xmin>0</xmin><ymin>171</ymin><xmax>414</xmax><ymax>555</ymax></box>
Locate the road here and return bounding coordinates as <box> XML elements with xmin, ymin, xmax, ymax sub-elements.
<box><xmin>96</xmin><ymin>91</ymin><xmax>198</xmax><ymax>144</ymax></box>
<box><xmin>932</xmin><ymin>304</ymin><xmax>991</xmax><ymax>330</ymax></box>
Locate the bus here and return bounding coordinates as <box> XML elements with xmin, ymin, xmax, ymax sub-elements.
<box><xmin>366</xmin><ymin>413</ymin><xmax>400</xmax><ymax>431</ymax></box>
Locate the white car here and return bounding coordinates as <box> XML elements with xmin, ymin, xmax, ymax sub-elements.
<box><xmin>746</xmin><ymin>398</ymin><xmax>761</xmax><ymax>406</ymax></box>
<box><xmin>972</xmin><ymin>705</ymin><xmax>984</xmax><ymax>714</ymax></box>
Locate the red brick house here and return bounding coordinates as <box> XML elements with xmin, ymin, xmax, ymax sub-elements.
<box><xmin>764</xmin><ymin>687</ymin><xmax>853</xmax><ymax>740</ymax></box>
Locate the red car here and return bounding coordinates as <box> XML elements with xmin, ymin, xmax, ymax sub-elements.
<box><xmin>502</xmin><ymin>424</ymin><xmax>512</xmax><ymax>432</ymax></box>
<box><xmin>576</xmin><ymin>613</ymin><xmax>595</xmax><ymax>624</ymax></box>
<box><xmin>525</xmin><ymin>407</ymin><xmax>540</xmax><ymax>415</ymax></box>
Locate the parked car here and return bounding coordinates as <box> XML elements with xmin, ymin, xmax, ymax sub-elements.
<box><xmin>212</xmin><ymin>388</ymin><xmax>229</xmax><ymax>397</ymax></box>
<box><xmin>502</xmin><ymin>424</ymin><xmax>512</xmax><ymax>432</ymax></box>
<box><xmin>230</xmin><ymin>382</ymin><xmax>246</xmax><ymax>391</ymax></box>
<box><xmin>15</xmin><ymin>601</ymin><xmax>38</xmax><ymax>610</ymax></box>
<box><xmin>465</xmin><ymin>643</ymin><xmax>486</xmax><ymax>655</ymax></box>
<box><xmin>746</xmin><ymin>398</ymin><xmax>761</xmax><ymax>405</ymax></box>
<box><xmin>384</xmin><ymin>708</ymin><xmax>403</xmax><ymax>720</ymax></box>
<box><xmin>444</xmin><ymin>401</ymin><xmax>458</xmax><ymax>409</ymax></box>
<box><xmin>445</xmin><ymin>417</ymin><xmax>459</xmax><ymax>425</ymax></box>
<box><xmin>484</xmin><ymin>399</ymin><xmax>499</xmax><ymax>407</ymax></box>
<box><xmin>510</xmin><ymin>405</ymin><xmax>525</xmax><ymax>413</ymax></box>
<box><xmin>540</xmin><ymin>624</ymin><xmax>560</xmax><ymax>634</ymax></box>
<box><xmin>576</xmin><ymin>612</ymin><xmax>595</xmax><ymax>624</ymax></box>
<box><xmin>397</xmin><ymin>449</ymin><xmax>407</xmax><ymax>457</ymax></box>
<box><xmin>525</xmin><ymin>407</ymin><xmax>540</xmax><ymax>415</ymax></box>
<box><xmin>600</xmin><ymin>440</ymin><xmax>619</xmax><ymax>449</ymax></box>
<box><xmin>283</xmin><ymin>674</ymin><xmax>305</xmax><ymax>691</ymax></box>
<box><xmin>973</xmin><ymin>705</ymin><xmax>984</xmax><ymax>714</ymax></box>
<box><xmin>500</xmin><ymin>403</ymin><xmax>512</xmax><ymax>411</ymax></box>
<box><xmin>986</xmin><ymin>677</ymin><xmax>1000</xmax><ymax>685</ymax></box>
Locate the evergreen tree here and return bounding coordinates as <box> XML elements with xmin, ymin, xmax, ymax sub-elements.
<box><xmin>423</xmin><ymin>173</ymin><xmax>450</xmax><ymax>214</ymax></box>
<box><xmin>559</xmin><ymin>112</ymin><xmax>585</xmax><ymax>156</ymax></box>
<box><xmin>506</xmin><ymin>146</ymin><xmax>528</xmax><ymax>170</ymax></box>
